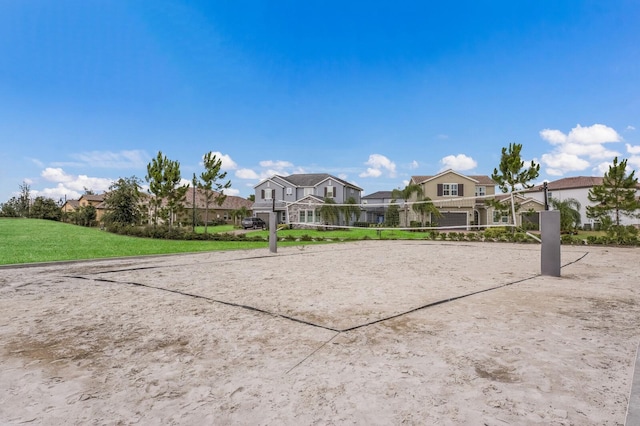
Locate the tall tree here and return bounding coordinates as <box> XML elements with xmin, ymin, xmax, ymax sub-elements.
<box><xmin>412</xmin><ymin>196</ymin><xmax>441</xmax><ymax>227</ymax></box>
<box><xmin>29</xmin><ymin>196</ymin><xmax>62</xmax><ymax>220</ymax></box>
<box><xmin>319</xmin><ymin>198</ymin><xmax>339</xmax><ymax>226</ymax></box>
<box><xmin>0</xmin><ymin>197</ymin><xmax>21</xmax><ymax>217</ymax></box>
<box><xmin>197</xmin><ymin>151</ymin><xmax>232</xmax><ymax>234</ymax></box>
<box><xmin>491</xmin><ymin>143</ymin><xmax>540</xmax><ymax>225</ymax></box>
<box><xmin>145</xmin><ymin>151</ymin><xmax>188</xmax><ymax>228</ymax></box>
<box><xmin>103</xmin><ymin>176</ymin><xmax>143</xmax><ymax>227</ymax></box>
<box><xmin>392</xmin><ymin>183</ymin><xmax>424</xmax><ymax>226</ymax></box>
<box><xmin>384</xmin><ymin>201</ymin><xmax>400</xmax><ymax>227</ymax></box>
<box><xmin>18</xmin><ymin>181</ymin><xmax>31</xmax><ymax>217</ymax></box>
<box><xmin>341</xmin><ymin>197</ymin><xmax>361</xmax><ymax>225</ymax></box>
<box><xmin>550</xmin><ymin>197</ymin><xmax>581</xmax><ymax>233</ymax></box>
<box><xmin>587</xmin><ymin>157</ymin><xmax>640</xmax><ymax>228</ymax></box>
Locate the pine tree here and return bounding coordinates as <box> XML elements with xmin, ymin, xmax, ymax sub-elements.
<box><xmin>587</xmin><ymin>157</ymin><xmax>640</xmax><ymax>228</ymax></box>
<box><xmin>197</xmin><ymin>151</ymin><xmax>232</xmax><ymax>234</ymax></box>
<box><xmin>491</xmin><ymin>143</ymin><xmax>540</xmax><ymax>227</ymax></box>
<box><xmin>103</xmin><ymin>176</ymin><xmax>142</xmax><ymax>227</ymax></box>
<box><xmin>145</xmin><ymin>151</ymin><xmax>188</xmax><ymax>228</ymax></box>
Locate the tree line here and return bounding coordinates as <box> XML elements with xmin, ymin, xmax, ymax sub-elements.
<box><xmin>1</xmin><ymin>145</ymin><xmax>639</xmax><ymax>242</ymax></box>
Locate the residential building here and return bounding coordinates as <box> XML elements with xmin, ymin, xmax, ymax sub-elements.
<box><xmin>408</xmin><ymin>170</ymin><xmax>498</xmax><ymax>229</ymax></box>
<box><xmin>180</xmin><ymin>187</ymin><xmax>253</xmax><ymax>225</ymax></box>
<box><xmin>62</xmin><ymin>193</ymin><xmax>107</xmax><ymax>222</ymax></box>
<box><xmin>526</xmin><ymin>176</ymin><xmax>640</xmax><ymax>229</ymax></box>
<box><xmin>251</xmin><ymin>173</ymin><xmax>363</xmax><ymax>226</ymax></box>
<box><xmin>361</xmin><ymin>191</ymin><xmax>404</xmax><ymax>225</ymax></box>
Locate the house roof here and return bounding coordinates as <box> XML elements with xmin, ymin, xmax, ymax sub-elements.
<box><xmin>182</xmin><ymin>187</ymin><xmax>253</xmax><ymax>210</ymax></box>
<box><xmin>63</xmin><ymin>199</ymin><xmax>80</xmax><ymax>208</ymax></box>
<box><xmin>272</xmin><ymin>173</ymin><xmax>363</xmax><ymax>191</ymax></box>
<box><xmin>411</xmin><ymin>171</ymin><xmax>495</xmax><ymax>185</ymax></box>
<box><xmin>79</xmin><ymin>194</ymin><xmax>106</xmax><ymax>202</ymax></box>
<box><xmin>529</xmin><ymin>176</ymin><xmax>605</xmax><ymax>192</ymax></box>
<box><xmin>362</xmin><ymin>191</ymin><xmax>395</xmax><ymax>200</ymax></box>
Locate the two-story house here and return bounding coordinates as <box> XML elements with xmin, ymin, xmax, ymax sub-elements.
<box><xmin>251</xmin><ymin>173</ymin><xmax>363</xmax><ymax>227</ymax></box>
<box><xmin>408</xmin><ymin>170</ymin><xmax>497</xmax><ymax>229</ymax></box>
<box><xmin>361</xmin><ymin>191</ymin><xmax>404</xmax><ymax>225</ymax></box>
<box><xmin>525</xmin><ymin>176</ymin><xmax>640</xmax><ymax>229</ymax></box>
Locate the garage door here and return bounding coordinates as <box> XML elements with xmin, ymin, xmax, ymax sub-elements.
<box><xmin>435</xmin><ymin>212</ymin><xmax>467</xmax><ymax>228</ymax></box>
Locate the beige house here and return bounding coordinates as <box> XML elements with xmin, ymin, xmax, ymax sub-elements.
<box><xmin>493</xmin><ymin>193</ymin><xmax>546</xmax><ymax>229</ymax></box>
<box><xmin>407</xmin><ymin>170</ymin><xmax>497</xmax><ymax>229</ymax></box>
<box><xmin>61</xmin><ymin>194</ymin><xmax>107</xmax><ymax>222</ymax></box>
<box><xmin>180</xmin><ymin>187</ymin><xmax>253</xmax><ymax>225</ymax></box>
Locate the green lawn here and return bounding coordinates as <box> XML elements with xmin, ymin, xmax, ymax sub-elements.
<box><xmin>0</xmin><ymin>219</ymin><xmax>272</xmax><ymax>265</ymax></box>
<box><xmin>0</xmin><ymin>219</ymin><xmax>439</xmax><ymax>265</ymax></box>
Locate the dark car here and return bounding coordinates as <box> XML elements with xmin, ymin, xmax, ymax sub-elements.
<box><xmin>242</xmin><ymin>217</ymin><xmax>266</xmax><ymax>230</ymax></box>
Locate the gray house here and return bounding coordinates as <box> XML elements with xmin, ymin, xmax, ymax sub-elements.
<box><xmin>251</xmin><ymin>173</ymin><xmax>363</xmax><ymax>227</ymax></box>
<box><xmin>361</xmin><ymin>191</ymin><xmax>404</xmax><ymax>224</ymax></box>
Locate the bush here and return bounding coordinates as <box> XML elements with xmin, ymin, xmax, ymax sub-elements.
<box><xmin>483</xmin><ymin>227</ymin><xmax>509</xmax><ymax>239</ymax></box>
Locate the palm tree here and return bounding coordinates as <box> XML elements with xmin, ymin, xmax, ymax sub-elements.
<box><xmin>319</xmin><ymin>198</ymin><xmax>339</xmax><ymax>226</ymax></box>
<box><xmin>412</xmin><ymin>196</ymin><xmax>441</xmax><ymax>227</ymax></box>
<box><xmin>550</xmin><ymin>197</ymin><xmax>581</xmax><ymax>233</ymax></box>
<box><xmin>232</xmin><ymin>206</ymin><xmax>249</xmax><ymax>227</ymax></box>
<box><xmin>392</xmin><ymin>183</ymin><xmax>424</xmax><ymax>226</ymax></box>
<box><xmin>341</xmin><ymin>197</ymin><xmax>361</xmax><ymax>226</ymax></box>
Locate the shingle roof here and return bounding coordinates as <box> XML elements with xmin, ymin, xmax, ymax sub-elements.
<box><xmin>80</xmin><ymin>194</ymin><xmax>106</xmax><ymax>202</ymax></box>
<box><xmin>530</xmin><ymin>176</ymin><xmax>604</xmax><ymax>191</ymax></box>
<box><xmin>412</xmin><ymin>173</ymin><xmax>495</xmax><ymax>185</ymax></box>
<box><xmin>276</xmin><ymin>173</ymin><xmax>363</xmax><ymax>191</ymax></box>
<box><xmin>363</xmin><ymin>191</ymin><xmax>395</xmax><ymax>199</ymax></box>
<box><xmin>182</xmin><ymin>187</ymin><xmax>253</xmax><ymax>210</ymax></box>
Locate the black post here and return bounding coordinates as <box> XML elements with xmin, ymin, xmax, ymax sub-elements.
<box><xmin>543</xmin><ymin>181</ymin><xmax>549</xmax><ymax>211</ymax></box>
<box><xmin>192</xmin><ymin>173</ymin><xmax>197</xmax><ymax>232</ymax></box>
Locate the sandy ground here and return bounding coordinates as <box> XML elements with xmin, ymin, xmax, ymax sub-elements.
<box><xmin>1</xmin><ymin>240</ymin><xmax>639</xmax><ymax>425</ymax></box>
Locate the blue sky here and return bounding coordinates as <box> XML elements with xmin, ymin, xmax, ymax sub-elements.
<box><xmin>1</xmin><ymin>1</ymin><xmax>639</xmax><ymax>202</ymax></box>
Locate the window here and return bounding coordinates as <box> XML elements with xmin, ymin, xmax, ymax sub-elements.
<box><xmin>262</xmin><ymin>189</ymin><xmax>274</xmax><ymax>200</ymax></box>
<box><xmin>286</xmin><ymin>187</ymin><xmax>293</xmax><ymax>195</ymax></box>
<box><xmin>437</xmin><ymin>183</ymin><xmax>463</xmax><ymax>197</ymax></box>
<box><xmin>475</xmin><ymin>186</ymin><xmax>486</xmax><ymax>197</ymax></box>
<box><xmin>303</xmin><ymin>187</ymin><xmax>314</xmax><ymax>196</ymax></box>
<box><xmin>493</xmin><ymin>211</ymin><xmax>509</xmax><ymax>223</ymax></box>
<box><xmin>324</xmin><ymin>186</ymin><xmax>336</xmax><ymax>198</ymax></box>
<box><xmin>443</xmin><ymin>183</ymin><xmax>458</xmax><ymax>196</ymax></box>
<box><xmin>299</xmin><ymin>209</ymin><xmax>317</xmax><ymax>223</ymax></box>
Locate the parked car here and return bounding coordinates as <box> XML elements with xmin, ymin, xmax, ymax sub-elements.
<box><xmin>242</xmin><ymin>217</ymin><xmax>266</xmax><ymax>230</ymax></box>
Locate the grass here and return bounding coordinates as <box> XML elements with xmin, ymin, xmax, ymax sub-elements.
<box><xmin>0</xmin><ymin>219</ymin><xmax>438</xmax><ymax>265</ymax></box>
<box><xmin>0</xmin><ymin>218</ymin><xmax>274</xmax><ymax>265</ymax></box>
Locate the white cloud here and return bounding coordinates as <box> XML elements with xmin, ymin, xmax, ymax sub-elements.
<box><xmin>41</xmin><ymin>167</ymin><xmax>112</xmax><ymax>192</ymax></box>
<box><xmin>206</xmin><ymin>152</ymin><xmax>237</xmax><ymax>170</ymax></box>
<box><xmin>359</xmin><ymin>168</ymin><xmax>382</xmax><ymax>178</ymax></box>
<box><xmin>259</xmin><ymin>160</ymin><xmax>293</xmax><ymax>170</ymax></box>
<box><xmin>628</xmin><ymin>155</ymin><xmax>640</xmax><ymax>170</ymax></box>
<box><xmin>626</xmin><ymin>143</ymin><xmax>640</xmax><ymax>155</ymax></box>
<box><xmin>359</xmin><ymin>154</ymin><xmax>396</xmax><ymax>178</ymax></box>
<box><xmin>626</xmin><ymin>125</ymin><xmax>636</xmax><ymax>131</ymax></box>
<box><xmin>222</xmin><ymin>187</ymin><xmax>240</xmax><ymax>196</ymax></box>
<box><xmin>68</xmin><ymin>150</ymin><xmax>150</xmax><ymax>169</ymax></box>
<box><xmin>594</xmin><ymin>161</ymin><xmax>614</xmax><ymax>176</ymax></box>
<box><xmin>439</xmin><ymin>154</ymin><xmax>477</xmax><ymax>172</ymax></box>
<box><xmin>539</xmin><ymin>123</ymin><xmax>623</xmax><ymax>175</ymax></box>
<box><xmin>35</xmin><ymin>168</ymin><xmax>113</xmax><ymax>200</ymax></box>
<box><xmin>540</xmin><ymin>153</ymin><xmax>590</xmax><ymax>174</ymax></box>
<box><xmin>42</xmin><ymin>167</ymin><xmax>74</xmax><ymax>183</ymax></box>
<box><xmin>235</xmin><ymin>168</ymin><xmax>260</xmax><ymax>179</ymax></box>
<box><xmin>539</xmin><ymin>129</ymin><xmax>567</xmax><ymax>145</ymax></box>
<box><xmin>409</xmin><ymin>160</ymin><xmax>419</xmax><ymax>169</ymax></box>
<box><xmin>338</xmin><ymin>173</ymin><xmax>348</xmax><ymax>180</ymax></box>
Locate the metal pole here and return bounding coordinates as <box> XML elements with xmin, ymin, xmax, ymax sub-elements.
<box><xmin>269</xmin><ymin>190</ymin><xmax>277</xmax><ymax>253</ymax></box>
<box><xmin>543</xmin><ymin>181</ymin><xmax>549</xmax><ymax>211</ymax></box>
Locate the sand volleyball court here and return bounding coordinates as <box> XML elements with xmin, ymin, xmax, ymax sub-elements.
<box><xmin>1</xmin><ymin>240</ymin><xmax>639</xmax><ymax>425</ymax></box>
